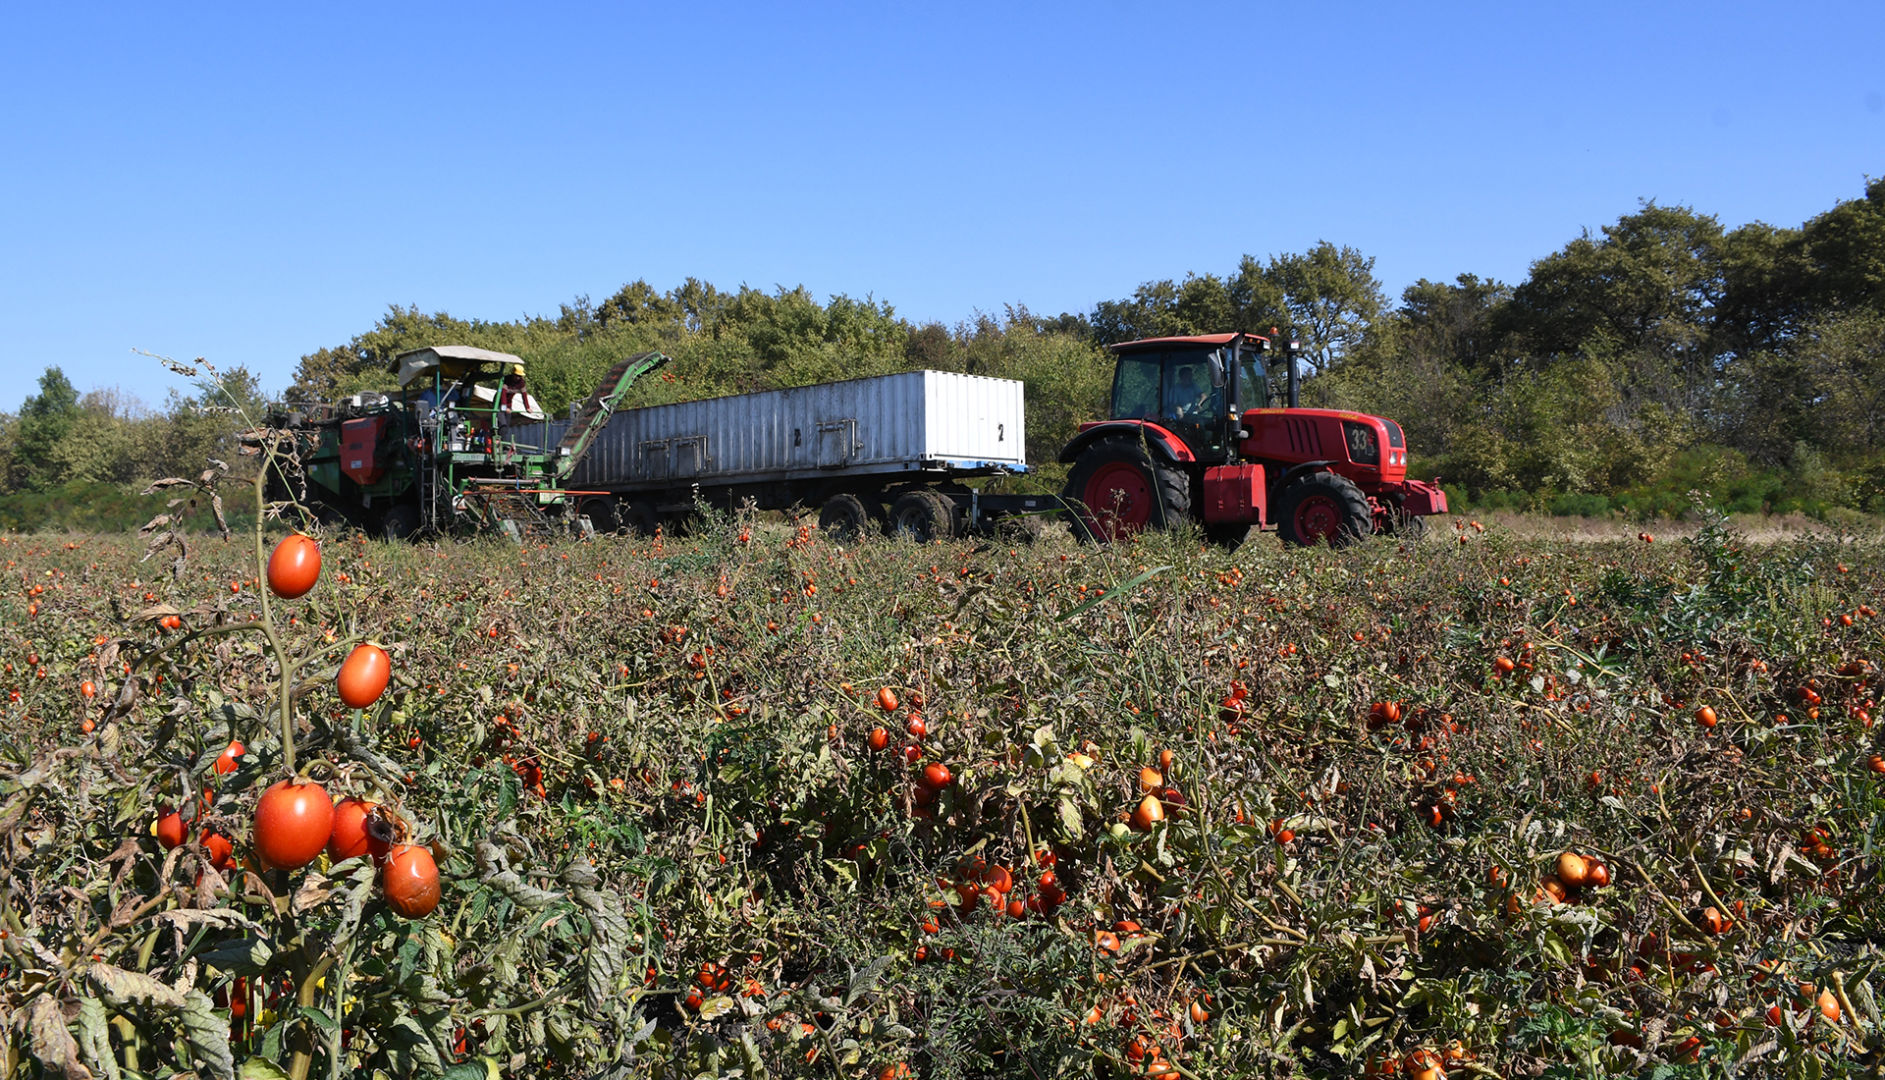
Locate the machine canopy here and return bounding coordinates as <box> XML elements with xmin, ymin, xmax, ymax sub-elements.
<box><xmin>392</xmin><ymin>346</ymin><xmax>526</xmax><ymax>390</ymax></box>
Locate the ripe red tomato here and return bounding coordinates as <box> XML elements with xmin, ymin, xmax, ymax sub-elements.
<box><xmin>213</xmin><ymin>740</ymin><xmax>246</xmax><ymax>775</ymax></box>
<box><xmin>876</xmin><ymin>687</ymin><xmax>899</xmax><ymax>712</ymax></box>
<box><xmin>337</xmin><ymin>643</ymin><xmax>391</xmax><ymax>708</ymax></box>
<box><xmin>80</xmin><ymin>680</ymin><xmax>96</xmax><ymax>699</ymax></box>
<box><xmin>253</xmin><ymin>779</ymin><xmax>335</xmax><ymax>871</ymax></box>
<box><xmin>867</xmin><ymin>727</ymin><xmax>889</xmax><ymax>751</ymax></box>
<box><xmin>920</xmin><ymin>763</ymin><xmax>952</xmax><ymax>790</ymax></box>
<box><xmin>155</xmin><ymin>807</ymin><xmax>186</xmax><ymax>849</ymax></box>
<box><xmin>266</xmin><ymin>534</ymin><xmax>322</xmax><ymax>599</ymax></box>
<box><xmin>382</xmin><ymin>843</ymin><xmax>441</xmax><ymax>917</ymax></box>
<box><xmin>328</xmin><ymin>797</ymin><xmax>387</xmax><ymax>863</ymax></box>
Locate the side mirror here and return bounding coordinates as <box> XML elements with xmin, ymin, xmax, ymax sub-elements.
<box><xmin>1208</xmin><ymin>356</ymin><xmax>1226</xmax><ymax>388</ymax></box>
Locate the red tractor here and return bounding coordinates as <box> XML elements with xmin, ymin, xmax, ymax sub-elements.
<box><xmin>1059</xmin><ymin>332</ymin><xmax>1447</xmax><ymax>546</ymax></box>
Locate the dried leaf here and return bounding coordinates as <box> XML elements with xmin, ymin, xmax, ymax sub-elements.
<box><xmin>27</xmin><ymin>994</ymin><xmax>92</xmax><ymax>1080</ymax></box>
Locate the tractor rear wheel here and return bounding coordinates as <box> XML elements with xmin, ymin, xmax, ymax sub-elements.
<box><xmin>1275</xmin><ymin>472</ymin><xmax>1371</xmax><ymax>548</ymax></box>
<box><xmin>888</xmin><ymin>490</ymin><xmax>956</xmax><ymax>542</ymax></box>
<box><xmin>818</xmin><ymin>493</ymin><xmax>883</xmax><ymax>541</ymax></box>
<box><xmin>1062</xmin><ymin>439</ymin><xmax>1190</xmax><ymax>543</ymax></box>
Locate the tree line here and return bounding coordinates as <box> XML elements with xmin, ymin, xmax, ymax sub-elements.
<box><xmin>3</xmin><ymin>176</ymin><xmax>1880</xmax><ymax>529</ymax></box>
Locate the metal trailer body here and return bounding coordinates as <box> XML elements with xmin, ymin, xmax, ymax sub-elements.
<box><xmin>513</xmin><ymin>370</ymin><xmax>1046</xmax><ymax>536</ymax></box>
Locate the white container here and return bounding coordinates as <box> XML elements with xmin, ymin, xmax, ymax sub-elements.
<box><xmin>523</xmin><ymin>370</ymin><xmax>1026</xmax><ymax>492</ymax></box>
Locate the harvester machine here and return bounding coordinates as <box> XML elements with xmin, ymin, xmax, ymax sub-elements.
<box><xmin>266</xmin><ymin>346</ymin><xmax>668</xmax><ymax>539</ymax></box>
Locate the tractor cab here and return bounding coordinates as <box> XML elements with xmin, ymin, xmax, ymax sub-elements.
<box><xmin>1105</xmin><ymin>333</ymin><xmax>1295</xmax><ymax>463</ymax></box>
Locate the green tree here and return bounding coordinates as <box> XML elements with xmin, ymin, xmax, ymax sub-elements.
<box><xmin>1266</xmin><ymin>241</ymin><xmax>1385</xmax><ymax>374</ymax></box>
<box><xmin>11</xmin><ymin>367</ymin><xmax>81</xmax><ymax>491</ymax></box>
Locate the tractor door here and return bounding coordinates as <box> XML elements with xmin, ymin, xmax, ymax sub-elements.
<box><xmin>1158</xmin><ymin>351</ymin><xmax>1230</xmax><ymax>462</ymax></box>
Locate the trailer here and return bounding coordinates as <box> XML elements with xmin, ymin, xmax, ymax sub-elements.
<box><xmin>515</xmin><ymin>369</ymin><xmax>1054</xmax><ymax>539</ymax></box>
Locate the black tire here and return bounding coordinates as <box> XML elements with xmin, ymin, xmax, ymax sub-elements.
<box><xmin>379</xmin><ymin>502</ymin><xmax>421</xmax><ymax>541</ymax></box>
<box><xmin>1203</xmin><ymin>521</ymin><xmax>1251</xmax><ymax>550</ymax></box>
<box><xmin>622</xmin><ymin>500</ymin><xmax>659</xmax><ymax>537</ymax></box>
<box><xmin>888</xmin><ymin>489</ymin><xmax>956</xmax><ymax>542</ymax></box>
<box><xmin>1275</xmin><ymin>472</ymin><xmax>1372</xmax><ymax>548</ymax></box>
<box><xmin>817</xmin><ymin>493</ymin><xmax>882</xmax><ymax>541</ymax></box>
<box><xmin>580</xmin><ymin>496</ymin><xmax>622</xmax><ymax>535</ymax></box>
<box><xmin>1061</xmin><ymin>439</ymin><xmax>1191</xmax><ymax>544</ymax></box>
<box><xmin>1380</xmin><ymin>499</ymin><xmax>1428</xmax><ymax>542</ymax></box>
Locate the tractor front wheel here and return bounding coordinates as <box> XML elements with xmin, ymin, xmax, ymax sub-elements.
<box><xmin>1062</xmin><ymin>439</ymin><xmax>1191</xmax><ymax>543</ymax></box>
<box><xmin>1275</xmin><ymin>472</ymin><xmax>1371</xmax><ymax>548</ymax></box>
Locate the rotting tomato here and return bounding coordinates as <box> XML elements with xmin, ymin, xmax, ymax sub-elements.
<box><xmin>253</xmin><ymin>779</ymin><xmax>335</xmax><ymax>871</ymax></box>
<box><xmin>382</xmin><ymin>843</ymin><xmax>441</xmax><ymax>917</ymax></box>
<box><xmin>266</xmin><ymin>534</ymin><xmax>321</xmax><ymax>599</ymax></box>
<box><xmin>337</xmin><ymin>642</ymin><xmax>391</xmax><ymax>708</ymax></box>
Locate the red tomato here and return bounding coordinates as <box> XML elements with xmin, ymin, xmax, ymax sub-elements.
<box><xmin>200</xmin><ymin>829</ymin><xmax>238</xmax><ymax>870</ymax></box>
<box><xmin>253</xmin><ymin>779</ymin><xmax>335</xmax><ymax>871</ymax></box>
<box><xmin>213</xmin><ymin>740</ymin><xmax>246</xmax><ymax>775</ymax></box>
<box><xmin>920</xmin><ymin>763</ymin><xmax>952</xmax><ymax>790</ymax></box>
<box><xmin>382</xmin><ymin>843</ymin><xmax>441</xmax><ymax>917</ymax></box>
<box><xmin>266</xmin><ymin>534</ymin><xmax>322</xmax><ymax>599</ymax></box>
<box><xmin>155</xmin><ymin>807</ymin><xmax>186</xmax><ymax>849</ymax></box>
<box><xmin>876</xmin><ymin>687</ymin><xmax>899</xmax><ymax>712</ymax></box>
<box><xmin>337</xmin><ymin>643</ymin><xmax>391</xmax><ymax>708</ymax></box>
<box><xmin>328</xmin><ymin>797</ymin><xmax>387</xmax><ymax>863</ymax></box>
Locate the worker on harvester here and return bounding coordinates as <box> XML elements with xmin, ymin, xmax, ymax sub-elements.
<box><xmin>499</xmin><ymin>366</ymin><xmax>546</xmax><ymax>424</ymax></box>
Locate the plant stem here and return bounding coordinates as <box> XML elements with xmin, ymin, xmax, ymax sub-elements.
<box><xmin>252</xmin><ymin>443</ymin><xmax>301</xmax><ymax>776</ymax></box>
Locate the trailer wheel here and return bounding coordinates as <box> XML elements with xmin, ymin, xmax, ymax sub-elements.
<box><xmin>379</xmin><ymin>503</ymin><xmax>421</xmax><ymax>541</ymax></box>
<box><xmin>1062</xmin><ymin>439</ymin><xmax>1190</xmax><ymax>543</ymax></box>
<box><xmin>622</xmin><ymin>500</ymin><xmax>659</xmax><ymax>538</ymax></box>
<box><xmin>888</xmin><ymin>490</ymin><xmax>955</xmax><ymax>542</ymax></box>
<box><xmin>1275</xmin><ymin>472</ymin><xmax>1371</xmax><ymax>548</ymax></box>
<box><xmin>818</xmin><ymin>493</ymin><xmax>882</xmax><ymax>541</ymax></box>
<box><xmin>580</xmin><ymin>496</ymin><xmax>622</xmax><ymax>535</ymax></box>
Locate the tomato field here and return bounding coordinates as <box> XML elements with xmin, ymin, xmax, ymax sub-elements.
<box><xmin>3</xmin><ymin>500</ymin><xmax>1883</xmax><ymax>1078</ymax></box>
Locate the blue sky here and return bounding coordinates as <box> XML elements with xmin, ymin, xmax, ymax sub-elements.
<box><xmin>3</xmin><ymin>2</ymin><xmax>1880</xmax><ymax>413</ymax></box>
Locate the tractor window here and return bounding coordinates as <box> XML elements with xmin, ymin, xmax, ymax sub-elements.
<box><xmin>1237</xmin><ymin>352</ymin><xmax>1269</xmax><ymax>410</ymax></box>
<box><xmin>1112</xmin><ymin>355</ymin><xmax>1161</xmax><ymax>419</ymax></box>
<box><xmin>1163</xmin><ymin>360</ymin><xmax>1221</xmax><ymax>422</ymax></box>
